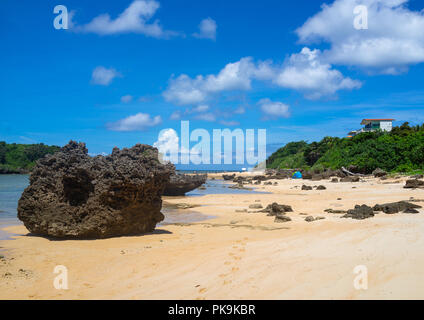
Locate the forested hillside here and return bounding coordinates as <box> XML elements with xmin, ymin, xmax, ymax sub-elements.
<box><xmin>0</xmin><ymin>142</ymin><xmax>60</xmax><ymax>173</ymax></box>
<box><xmin>267</xmin><ymin>122</ymin><xmax>424</xmax><ymax>174</ymax></box>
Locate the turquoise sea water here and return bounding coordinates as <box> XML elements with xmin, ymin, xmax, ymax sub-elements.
<box><xmin>0</xmin><ymin>174</ymin><xmax>29</xmax><ymax>240</ymax></box>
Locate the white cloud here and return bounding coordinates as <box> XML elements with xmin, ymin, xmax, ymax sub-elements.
<box><xmin>192</xmin><ymin>105</ymin><xmax>209</xmax><ymax>113</ymax></box>
<box><xmin>121</xmin><ymin>95</ymin><xmax>133</xmax><ymax>103</ymax></box>
<box><xmin>274</xmin><ymin>47</ymin><xmax>362</xmax><ymax>99</ymax></box>
<box><xmin>193</xmin><ymin>17</ymin><xmax>217</xmax><ymax>40</ymax></box>
<box><xmin>296</xmin><ymin>0</ymin><xmax>424</xmax><ymax>73</ymax></box>
<box><xmin>163</xmin><ymin>50</ymin><xmax>360</xmax><ymax>103</ymax></box>
<box><xmin>153</xmin><ymin>128</ymin><xmax>179</xmax><ymax>155</ymax></box>
<box><xmin>195</xmin><ymin>112</ymin><xmax>216</xmax><ymax>122</ymax></box>
<box><xmin>163</xmin><ymin>57</ymin><xmax>271</xmax><ymax>105</ymax></box>
<box><xmin>258</xmin><ymin>98</ymin><xmax>291</xmax><ymax>119</ymax></box>
<box><xmin>107</xmin><ymin>113</ymin><xmax>162</xmax><ymax>131</ymax></box>
<box><xmin>91</xmin><ymin>66</ymin><xmax>121</xmax><ymax>86</ymax></box>
<box><xmin>233</xmin><ymin>106</ymin><xmax>246</xmax><ymax>114</ymax></box>
<box><xmin>169</xmin><ymin>110</ymin><xmax>182</xmax><ymax>120</ymax></box>
<box><xmin>153</xmin><ymin>128</ymin><xmax>198</xmax><ymax>162</ymax></box>
<box><xmin>219</xmin><ymin>120</ymin><xmax>240</xmax><ymax>126</ymax></box>
<box><xmin>75</xmin><ymin>0</ymin><xmax>174</xmax><ymax>38</ymax></box>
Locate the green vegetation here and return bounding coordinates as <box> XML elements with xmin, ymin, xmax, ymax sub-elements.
<box><xmin>267</xmin><ymin>122</ymin><xmax>424</xmax><ymax>174</ymax></box>
<box><xmin>0</xmin><ymin>142</ymin><xmax>60</xmax><ymax>173</ymax></box>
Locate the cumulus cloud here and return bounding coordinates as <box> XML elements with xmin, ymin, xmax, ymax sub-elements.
<box><xmin>219</xmin><ymin>120</ymin><xmax>240</xmax><ymax>126</ymax></box>
<box><xmin>194</xmin><ymin>112</ymin><xmax>216</xmax><ymax>122</ymax></box>
<box><xmin>192</xmin><ymin>104</ymin><xmax>209</xmax><ymax>113</ymax></box>
<box><xmin>91</xmin><ymin>66</ymin><xmax>121</xmax><ymax>86</ymax></box>
<box><xmin>153</xmin><ymin>128</ymin><xmax>179</xmax><ymax>155</ymax></box>
<box><xmin>169</xmin><ymin>110</ymin><xmax>182</xmax><ymax>120</ymax></box>
<box><xmin>121</xmin><ymin>95</ymin><xmax>133</xmax><ymax>103</ymax></box>
<box><xmin>75</xmin><ymin>0</ymin><xmax>174</xmax><ymax>38</ymax></box>
<box><xmin>274</xmin><ymin>47</ymin><xmax>362</xmax><ymax>99</ymax></box>
<box><xmin>296</xmin><ymin>0</ymin><xmax>424</xmax><ymax>73</ymax></box>
<box><xmin>258</xmin><ymin>98</ymin><xmax>291</xmax><ymax>119</ymax></box>
<box><xmin>153</xmin><ymin>128</ymin><xmax>198</xmax><ymax>162</ymax></box>
<box><xmin>193</xmin><ymin>17</ymin><xmax>217</xmax><ymax>40</ymax></box>
<box><xmin>163</xmin><ymin>57</ymin><xmax>277</xmax><ymax>105</ymax></box>
<box><xmin>107</xmin><ymin>113</ymin><xmax>162</xmax><ymax>131</ymax></box>
<box><xmin>163</xmin><ymin>50</ymin><xmax>360</xmax><ymax>102</ymax></box>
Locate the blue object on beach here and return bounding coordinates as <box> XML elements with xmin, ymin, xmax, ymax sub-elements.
<box><xmin>292</xmin><ymin>171</ymin><xmax>302</xmax><ymax>179</ymax></box>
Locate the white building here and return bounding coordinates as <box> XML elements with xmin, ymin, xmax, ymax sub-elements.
<box><xmin>348</xmin><ymin>119</ymin><xmax>395</xmax><ymax>137</ymax></box>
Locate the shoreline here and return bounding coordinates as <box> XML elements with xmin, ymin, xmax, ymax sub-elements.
<box><xmin>1</xmin><ymin>175</ymin><xmax>424</xmax><ymax>299</ymax></box>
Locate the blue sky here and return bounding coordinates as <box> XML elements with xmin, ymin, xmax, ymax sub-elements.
<box><xmin>1</xmin><ymin>0</ymin><xmax>424</xmax><ymax>169</ymax></box>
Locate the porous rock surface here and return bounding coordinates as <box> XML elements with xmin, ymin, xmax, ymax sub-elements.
<box><xmin>18</xmin><ymin>141</ymin><xmax>174</xmax><ymax>239</ymax></box>
<box><xmin>163</xmin><ymin>173</ymin><xmax>207</xmax><ymax>196</ymax></box>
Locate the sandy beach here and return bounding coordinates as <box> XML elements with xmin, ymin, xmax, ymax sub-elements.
<box><xmin>1</xmin><ymin>174</ymin><xmax>424</xmax><ymax>300</ymax></box>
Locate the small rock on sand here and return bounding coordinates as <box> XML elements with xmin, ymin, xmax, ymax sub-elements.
<box><xmin>341</xmin><ymin>205</ymin><xmax>374</xmax><ymax>220</ymax></box>
<box><xmin>373</xmin><ymin>201</ymin><xmax>421</xmax><ymax>214</ymax></box>
<box><xmin>274</xmin><ymin>215</ymin><xmax>292</xmax><ymax>223</ymax></box>
<box><xmin>404</xmin><ymin>179</ymin><xmax>424</xmax><ymax>189</ymax></box>
<box><xmin>249</xmin><ymin>204</ymin><xmax>263</xmax><ymax>209</ymax></box>
<box><xmin>302</xmin><ymin>185</ymin><xmax>313</xmax><ymax>191</ymax></box>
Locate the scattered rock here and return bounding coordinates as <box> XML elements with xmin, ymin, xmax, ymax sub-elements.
<box><xmin>316</xmin><ymin>185</ymin><xmax>326</xmax><ymax>190</ymax></box>
<box><xmin>301</xmin><ymin>185</ymin><xmax>313</xmax><ymax>191</ymax></box>
<box><xmin>274</xmin><ymin>214</ymin><xmax>292</xmax><ymax>223</ymax></box>
<box><xmin>249</xmin><ymin>204</ymin><xmax>263</xmax><ymax>209</ymax></box>
<box><xmin>302</xmin><ymin>172</ymin><xmax>313</xmax><ymax>180</ymax></box>
<box><xmin>311</xmin><ymin>175</ymin><xmax>324</xmax><ymax>181</ymax></box>
<box><xmin>305</xmin><ymin>216</ymin><xmax>315</xmax><ymax>222</ymax></box>
<box><xmin>164</xmin><ymin>173</ymin><xmax>207</xmax><ymax>196</ymax></box>
<box><xmin>263</xmin><ymin>181</ymin><xmax>273</xmax><ymax>185</ymax></box>
<box><xmin>324</xmin><ymin>209</ymin><xmax>347</xmax><ymax>214</ymax></box>
<box><xmin>404</xmin><ymin>179</ymin><xmax>424</xmax><ymax>189</ymax></box>
<box><xmin>235</xmin><ymin>209</ymin><xmax>248</xmax><ymax>213</ymax></box>
<box><xmin>222</xmin><ymin>174</ymin><xmax>236</xmax><ymax>181</ymax></box>
<box><xmin>340</xmin><ymin>176</ymin><xmax>360</xmax><ymax>182</ymax></box>
<box><xmin>260</xmin><ymin>202</ymin><xmax>293</xmax><ymax>216</ymax></box>
<box><xmin>341</xmin><ymin>205</ymin><xmax>375</xmax><ymax>220</ymax></box>
<box><xmin>331</xmin><ymin>178</ymin><xmax>339</xmax><ymax>183</ymax></box>
<box><xmin>273</xmin><ymin>182</ymin><xmax>278</xmax><ymax>186</ymax></box>
<box><xmin>17</xmin><ymin>141</ymin><xmax>174</xmax><ymax>239</ymax></box>
<box><xmin>410</xmin><ymin>174</ymin><xmax>423</xmax><ymax>179</ymax></box>
<box><xmin>373</xmin><ymin>201</ymin><xmax>422</xmax><ymax>214</ymax></box>
<box><xmin>373</xmin><ymin>168</ymin><xmax>387</xmax><ymax>177</ymax></box>
<box><xmin>229</xmin><ymin>183</ymin><xmax>251</xmax><ymax>190</ymax></box>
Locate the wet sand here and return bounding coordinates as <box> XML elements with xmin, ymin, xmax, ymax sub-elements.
<box><xmin>1</xmin><ymin>174</ymin><xmax>424</xmax><ymax>299</ymax></box>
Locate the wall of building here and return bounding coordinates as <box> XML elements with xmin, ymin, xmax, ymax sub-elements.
<box><xmin>380</xmin><ymin>121</ymin><xmax>393</xmax><ymax>131</ymax></box>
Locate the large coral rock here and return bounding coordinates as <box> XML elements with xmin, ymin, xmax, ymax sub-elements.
<box><xmin>163</xmin><ymin>173</ymin><xmax>207</xmax><ymax>196</ymax></box>
<box><xmin>18</xmin><ymin>141</ymin><xmax>174</xmax><ymax>239</ymax></box>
